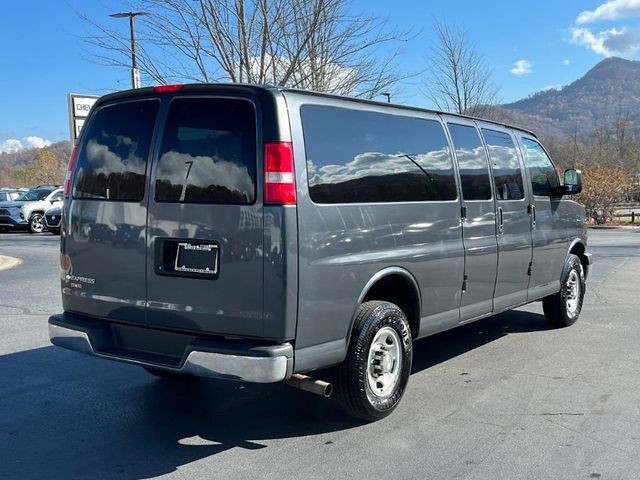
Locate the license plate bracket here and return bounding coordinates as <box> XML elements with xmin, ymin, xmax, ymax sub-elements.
<box><xmin>155</xmin><ymin>239</ymin><xmax>220</xmax><ymax>280</ymax></box>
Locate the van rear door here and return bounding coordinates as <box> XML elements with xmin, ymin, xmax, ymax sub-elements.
<box><xmin>145</xmin><ymin>96</ymin><xmax>264</xmax><ymax>338</ymax></box>
<box><xmin>63</xmin><ymin>98</ymin><xmax>160</xmax><ymax>324</ymax></box>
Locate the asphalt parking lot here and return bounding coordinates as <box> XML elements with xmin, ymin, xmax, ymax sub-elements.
<box><xmin>1</xmin><ymin>228</ymin><xmax>639</xmax><ymax>480</ymax></box>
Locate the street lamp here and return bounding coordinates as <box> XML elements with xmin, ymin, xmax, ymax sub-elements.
<box><xmin>110</xmin><ymin>11</ymin><xmax>148</xmax><ymax>89</ymax></box>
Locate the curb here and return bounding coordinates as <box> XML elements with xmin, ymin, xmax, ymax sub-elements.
<box><xmin>0</xmin><ymin>255</ymin><xmax>23</xmax><ymax>272</ymax></box>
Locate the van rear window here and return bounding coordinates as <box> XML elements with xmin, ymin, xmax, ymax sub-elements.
<box><xmin>73</xmin><ymin>100</ymin><xmax>159</xmax><ymax>201</ymax></box>
<box><xmin>155</xmin><ymin>98</ymin><xmax>256</xmax><ymax>204</ymax></box>
<box><xmin>301</xmin><ymin>106</ymin><xmax>457</xmax><ymax>203</ymax></box>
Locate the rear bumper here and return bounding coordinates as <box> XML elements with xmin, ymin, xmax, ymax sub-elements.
<box><xmin>48</xmin><ymin>314</ymin><xmax>293</xmax><ymax>383</ymax></box>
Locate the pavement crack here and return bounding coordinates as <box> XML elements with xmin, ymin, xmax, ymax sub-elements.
<box><xmin>0</xmin><ymin>304</ymin><xmax>34</xmax><ymax>315</ymax></box>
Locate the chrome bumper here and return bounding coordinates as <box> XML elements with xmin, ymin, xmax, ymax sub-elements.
<box><xmin>49</xmin><ymin>319</ymin><xmax>293</xmax><ymax>384</ymax></box>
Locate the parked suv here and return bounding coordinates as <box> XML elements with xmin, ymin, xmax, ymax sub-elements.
<box><xmin>49</xmin><ymin>84</ymin><xmax>591</xmax><ymax>421</ymax></box>
<box><xmin>0</xmin><ymin>186</ymin><xmax>62</xmax><ymax>233</ymax></box>
<box><xmin>0</xmin><ymin>189</ymin><xmax>22</xmax><ymax>202</ymax></box>
<box><xmin>21</xmin><ymin>188</ymin><xmax>63</xmax><ymax>233</ymax></box>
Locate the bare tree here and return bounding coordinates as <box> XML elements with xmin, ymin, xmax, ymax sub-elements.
<box><xmin>79</xmin><ymin>0</ymin><xmax>411</xmax><ymax>98</ymax></box>
<box><xmin>423</xmin><ymin>21</ymin><xmax>498</xmax><ymax>117</ymax></box>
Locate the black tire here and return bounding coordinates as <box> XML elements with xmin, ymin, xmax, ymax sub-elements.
<box><xmin>49</xmin><ymin>229</ymin><xmax>60</xmax><ymax>235</ymax></box>
<box><xmin>543</xmin><ymin>254</ymin><xmax>585</xmax><ymax>328</ymax></box>
<box><xmin>29</xmin><ymin>213</ymin><xmax>45</xmax><ymax>234</ymax></box>
<box><xmin>332</xmin><ymin>301</ymin><xmax>413</xmax><ymax>422</ymax></box>
<box><xmin>143</xmin><ymin>366</ymin><xmax>188</xmax><ymax>380</ymax></box>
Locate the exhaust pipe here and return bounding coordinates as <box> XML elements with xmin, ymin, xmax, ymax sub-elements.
<box><xmin>285</xmin><ymin>373</ymin><xmax>333</xmax><ymax>397</ymax></box>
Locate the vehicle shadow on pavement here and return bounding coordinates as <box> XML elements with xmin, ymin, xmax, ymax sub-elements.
<box><xmin>411</xmin><ymin>308</ymin><xmax>548</xmax><ymax>373</ymax></box>
<box><xmin>0</xmin><ymin>309</ymin><xmax>547</xmax><ymax>479</ymax></box>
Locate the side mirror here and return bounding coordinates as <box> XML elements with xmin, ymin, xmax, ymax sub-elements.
<box><xmin>563</xmin><ymin>168</ymin><xmax>582</xmax><ymax>195</ymax></box>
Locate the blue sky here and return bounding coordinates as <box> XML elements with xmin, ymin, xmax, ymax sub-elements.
<box><xmin>1</xmin><ymin>0</ymin><xmax>640</xmax><ymax>152</ymax></box>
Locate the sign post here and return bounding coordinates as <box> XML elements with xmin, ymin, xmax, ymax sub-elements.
<box><xmin>67</xmin><ymin>94</ymin><xmax>99</xmax><ymax>143</ymax></box>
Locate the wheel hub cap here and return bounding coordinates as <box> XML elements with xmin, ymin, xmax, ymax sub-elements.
<box><xmin>566</xmin><ymin>269</ymin><xmax>580</xmax><ymax>314</ymax></box>
<box><xmin>367</xmin><ymin>326</ymin><xmax>402</xmax><ymax>398</ymax></box>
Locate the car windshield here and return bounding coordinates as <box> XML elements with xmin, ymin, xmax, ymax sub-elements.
<box><xmin>16</xmin><ymin>189</ymin><xmax>51</xmax><ymax>201</ymax></box>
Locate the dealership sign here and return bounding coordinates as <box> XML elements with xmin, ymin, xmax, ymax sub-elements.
<box><xmin>67</xmin><ymin>94</ymin><xmax>99</xmax><ymax>143</ymax></box>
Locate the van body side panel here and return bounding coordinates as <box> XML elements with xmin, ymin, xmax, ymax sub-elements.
<box><xmin>286</xmin><ymin>93</ymin><xmax>464</xmax><ymax>354</ymax></box>
<box><xmin>262</xmin><ymin>205</ymin><xmax>298</xmax><ymax>340</ymax></box>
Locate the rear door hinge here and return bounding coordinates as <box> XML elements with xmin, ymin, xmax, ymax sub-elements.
<box><xmin>462</xmin><ymin>274</ymin><xmax>468</xmax><ymax>293</ymax></box>
<box><xmin>527</xmin><ymin>262</ymin><xmax>532</xmax><ymax>276</ymax></box>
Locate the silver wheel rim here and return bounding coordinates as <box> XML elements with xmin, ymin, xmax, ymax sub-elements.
<box><xmin>31</xmin><ymin>215</ymin><xmax>44</xmax><ymax>233</ymax></box>
<box><xmin>566</xmin><ymin>269</ymin><xmax>580</xmax><ymax>315</ymax></box>
<box><xmin>367</xmin><ymin>326</ymin><xmax>402</xmax><ymax>398</ymax></box>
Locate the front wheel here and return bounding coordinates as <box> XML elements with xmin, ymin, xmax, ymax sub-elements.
<box><xmin>29</xmin><ymin>213</ymin><xmax>45</xmax><ymax>234</ymax></box>
<box><xmin>332</xmin><ymin>301</ymin><xmax>413</xmax><ymax>422</ymax></box>
<box><xmin>543</xmin><ymin>254</ymin><xmax>585</xmax><ymax>328</ymax></box>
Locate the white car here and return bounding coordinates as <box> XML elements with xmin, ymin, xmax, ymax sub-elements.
<box><xmin>19</xmin><ymin>188</ymin><xmax>64</xmax><ymax>233</ymax></box>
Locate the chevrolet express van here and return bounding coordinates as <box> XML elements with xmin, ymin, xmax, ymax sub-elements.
<box><xmin>49</xmin><ymin>84</ymin><xmax>591</xmax><ymax>421</ymax></box>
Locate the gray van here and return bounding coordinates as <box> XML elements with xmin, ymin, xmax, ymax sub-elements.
<box><xmin>49</xmin><ymin>84</ymin><xmax>591</xmax><ymax>421</ymax></box>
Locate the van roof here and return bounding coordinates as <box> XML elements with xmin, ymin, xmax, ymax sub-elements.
<box><xmin>96</xmin><ymin>83</ymin><xmax>538</xmax><ymax>138</ymax></box>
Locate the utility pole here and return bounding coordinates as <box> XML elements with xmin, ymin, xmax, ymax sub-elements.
<box><xmin>110</xmin><ymin>11</ymin><xmax>148</xmax><ymax>88</ymax></box>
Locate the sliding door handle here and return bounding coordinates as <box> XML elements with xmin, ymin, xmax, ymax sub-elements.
<box><xmin>497</xmin><ymin>207</ymin><xmax>504</xmax><ymax>234</ymax></box>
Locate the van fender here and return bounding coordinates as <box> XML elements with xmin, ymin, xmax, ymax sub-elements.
<box><xmin>346</xmin><ymin>266</ymin><xmax>422</xmax><ymax>346</ymax></box>
<box><xmin>567</xmin><ymin>238</ymin><xmax>592</xmax><ymax>278</ymax></box>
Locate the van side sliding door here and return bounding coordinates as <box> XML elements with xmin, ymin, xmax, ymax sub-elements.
<box><xmin>480</xmin><ymin>126</ymin><xmax>533</xmax><ymax>311</ymax></box>
<box><xmin>443</xmin><ymin>117</ymin><xmax>498</xmax><ymax>322</ymax></box>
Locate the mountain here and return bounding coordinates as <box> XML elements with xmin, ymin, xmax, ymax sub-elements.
<box><xmin>0</xmin><ymin>140</ymin><xmax>71</xmax><ymax>169</ymax></box>
<box><xmin>489</xmin><ymin>57</ymin><xmax>640</xmax><ymax>140</ymax></box>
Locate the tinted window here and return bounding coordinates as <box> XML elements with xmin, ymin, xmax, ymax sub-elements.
<box><xmin>522</xmin><ymin>138</ymin><xmax>560</xmax><ymax>196</ymax></box>
<box><xmin>482</xmin><ymin>129</ymin><xmax>524</xmax><ymax>200</ymax></box>
<box><xmin>155</xmin><ymin>98</ymin><xmax>256</xmax><ymax>204</ymax></box>
<box><xmin>17</xmin><ymin>189</ymin><xmax>52</xmax><ymax>201</ymax></box>
<box><xmin>447</xmin><ymin>124</ymin><xmax>492</xmax><ymax>200</ymax></box>
<box><xmin>302</xmin><ymin>106</ymin><xmax>456</xmax><ymax>203</ymax></box>
<box><xmin>50</xmin><ymin>191</ymin><xmax>63</xmax><ymax>202</ymax></box>
<box><xmin>74</xmin><ymin>100</ymin><xmax>158</xmax><ymax>201</ymax></box>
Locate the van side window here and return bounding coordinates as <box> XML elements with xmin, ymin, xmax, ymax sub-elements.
<box><xmin>521</xmin><ymin>138</ymin><xmax>560</xmax><ymax>196</ymax></box>
<box><xmin>73</xmin><ymin>100</ymin><xmax>159</xmax><ymax>201</ymax></box>
<box><xmin>301</xmin><ymin>105</ymin><xmax>457</xmax><ymax>203</ymax></box>
<box><xmin>481</xmin><ymin>129</ymin><xmax>524</xmax><ymax>200</ymax></box>
<box><xmin>447</xmin><ymin>124</ymin><xmax>492</xmax><ymax>200</ymax></box>
<box><xmin>155</xmin><ymin>98</ymin><xmax>256</xmax><ymax>204</ymax></box>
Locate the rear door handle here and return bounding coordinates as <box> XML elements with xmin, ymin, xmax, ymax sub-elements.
<box><xmin>497</xmin><ymin>207</ymin><xmax>504</xmax><ymax>235</ymax></box>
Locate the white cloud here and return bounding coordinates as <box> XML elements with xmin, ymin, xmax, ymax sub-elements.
<box><xmin>509</xmin><ymin>60</ymin><xmax>532</xmax><ymax>76</ymax></box>
<box><xmin>576</xmin><ymin>0</ymin><xmax>640</xmax><ymax>25</ymax></box>
<box><xmin>570</xmin><ymin>26</ymin><xmax>640</xmax><ymax>56</ymax></box>
<box><xmin>0</xmin><ymin>136</ymin><xmax>52</xmax><ymax>153</ymax></box>
<box><xmin>563</xmin><ymin>59</ymin><xmax>571</xmax><ymax>65</ymax></box>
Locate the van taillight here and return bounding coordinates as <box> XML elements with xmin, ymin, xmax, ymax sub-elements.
<box><xmin>64</xmin><ymin>146</ymin><xmax>79</xmax><ymax>198</ymax></box>
<box><xmin>264</xmin><ymin>142</ymin><xmax>296</xmax><ymax>205</ymax></box>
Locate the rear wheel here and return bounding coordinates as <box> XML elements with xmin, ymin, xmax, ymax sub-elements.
<box><xmin>332</xmin><ymin>301</ymin><xmax>413</xmax><ymax>422</ymax></box>
<box><xmin>543</xmin><ymin>254</ymin><xmax>585</xmax><ymax>328</ymax></box>
<box><xmin>29</xmin><ymin>213</ymin><xmax>45</xmax><ymax>234</ymax></box>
